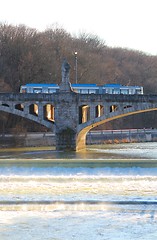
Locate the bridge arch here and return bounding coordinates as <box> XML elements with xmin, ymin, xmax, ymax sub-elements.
<box><xmin>0</xmin><ymin>106</ymin><xmax>53</xmax><ymax>129</ymax></box>
<box><xmin>76</xmin><ymin>106</ymin><xmax>157</xmax><ymax>151</ymax></box>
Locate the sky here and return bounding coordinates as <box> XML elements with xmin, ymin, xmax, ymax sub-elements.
<box><xmin>1</xmin><ymin>0</ymin><xmax>157</xmax><ymax>55</ymax></box>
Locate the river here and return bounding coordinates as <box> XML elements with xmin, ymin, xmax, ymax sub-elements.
<box><xmin>0</xmin><ymin>142</ymin><xmax>157</xmax><ymax>240</ymax></box>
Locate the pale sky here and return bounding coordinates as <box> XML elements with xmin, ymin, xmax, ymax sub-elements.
<box><xmin>1</xmin><ymin>0</ymin><xmax>157</xmax><ymax>55</ymax></box>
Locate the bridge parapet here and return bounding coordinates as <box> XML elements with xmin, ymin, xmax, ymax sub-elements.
<box><xmin>0</xmin><ymin>93</ymin><xmax>55</xmax><ymax>102</ymax></box>
<box><xmin>78</xmin><ymin>94</ymin><xmax>157</xmax><ymax>103</ymax></box>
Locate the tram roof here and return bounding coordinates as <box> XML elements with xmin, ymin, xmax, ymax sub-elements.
<box><xmin>25</xmin><ymin>83</ymin><xmax>59</xmax><ymax>87</ymax></box>
<box><xmin>72</xmin><ymin>84</ymin><xmax>97</xmax><ymax>88</ymax></box>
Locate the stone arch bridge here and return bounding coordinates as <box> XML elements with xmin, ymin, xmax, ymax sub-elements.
<box><xmin>1</xmin><ymin>85</ymin><xmax>157</xmax><ymax>151</ymax></box>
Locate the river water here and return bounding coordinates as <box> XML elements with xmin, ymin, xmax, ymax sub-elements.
<box><xmin>0</xmin><ymin>142</ymin><xmax>157</xmax><ymax>240</ymax></box>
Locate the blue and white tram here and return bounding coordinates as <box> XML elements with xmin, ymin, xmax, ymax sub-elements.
<box><xmin>72</xmin><ymin>84</ymin><xmax>99</xmax><ymax>94</ymax></box>
<box><xmin>20</xmin><ymin>83</ymin><xmax>143</xmax><ymax>95</ymax></box>
<box><xmin>20</xmin><ymin>83</ymin><xmax>59</xmax><ymax>94</ymax></box>
<box><xmin>102</xmin><ymin>84</ymin><xmax>143</xmax><ymax>95</ymax></box>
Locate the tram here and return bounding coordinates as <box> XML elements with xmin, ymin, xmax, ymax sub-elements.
<box><xmin>20</xmin><ymin>83</ymin><xmax>143</xmax><ymax>95</ymax></box>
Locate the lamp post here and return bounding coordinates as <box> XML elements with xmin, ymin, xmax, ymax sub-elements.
<box><xmin>74</xmin><ymin>51</ymin><xmax>78</xmax><ymax>84</ymax></box>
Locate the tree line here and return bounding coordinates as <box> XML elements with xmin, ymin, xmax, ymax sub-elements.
<box><xmin>1</xmin><ymin>22</ymin><xmax>157</xmax><ymax>133</ymax></box>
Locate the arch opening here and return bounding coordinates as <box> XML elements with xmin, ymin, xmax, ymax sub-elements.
<box><xmin>29</xmin><ymin>104</ymin><xmax>38</xmax><ymax>116</ymax></box>
<box><xmin>15</xmin><ymin>104</ymin><xmax>24</xmax><ymax>111</ymax></box>
<box><xmin>95</xmin><ymin>105</ymin><xmax>104</xmax><ymax>118</ymax></box>
<box><xmin>79</xmin><ymin>105</ymin><xmax>90</xmax><ymax>124</ymax></box>
<box><xmin>110</xmin><ymin>105</ymin><xmax>118</xmax><ymax>112</ymax></box>
<box><xmin>43</xmin><ymin>104</ymin><xmax>55</xmax><ymax>122</ymax></box>
<box><xmin>2</xmin><ymin>103</ymin><xmax>9</xmax><ymax>107</ymax></box>
<box><xmin>124</xmin><ymin>105</ymin><xmax>132</xmax><ymax>109</ymax></box>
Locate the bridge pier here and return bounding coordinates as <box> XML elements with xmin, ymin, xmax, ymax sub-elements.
<box><xmin>54</xmin><ymin>60</ymin><xmax>80</xmax><ymax>151</ymax></box>
<box><xmin>55</xmin><ymin>128</ymin><xmax>77</xmax><ymax>151</ymax></box>
<box><xmin>55</xmin><ymin>129</ymin><xmax>87</xmax><ymax>152</ymax></box>
<box><xmin>54</xmin><ymin>88</ymin><xmax>80</xmax><ymax>151</ymax></box>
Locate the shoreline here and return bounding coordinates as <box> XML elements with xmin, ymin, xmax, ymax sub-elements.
<box><xmin>0</xmin><ymin>128</ymin><xmax>157</xmax><ymax>148</ymax></box>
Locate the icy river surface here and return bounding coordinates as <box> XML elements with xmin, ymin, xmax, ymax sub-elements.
<box><xmin>0</xmin><ymin>142</ymin><xmax>157</xmax><ymax>240</ymax></box>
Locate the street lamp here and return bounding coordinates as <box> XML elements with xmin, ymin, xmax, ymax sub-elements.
<box><xmin>74</xmin><ymin>51</ymin><xmax>78</xmax><ymax>84</ymax></box>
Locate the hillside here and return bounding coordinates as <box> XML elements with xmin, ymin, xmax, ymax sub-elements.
<box><xmin>0</xmin><ymin>23</ymin><xmax>157</xmax><ymax>133</ymax></box>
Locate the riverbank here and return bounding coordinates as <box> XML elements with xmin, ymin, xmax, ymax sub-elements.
<box><xmin>0</xmin><ymin>128</ymin><xmax>157</xmax><ymax>148</ymax></box>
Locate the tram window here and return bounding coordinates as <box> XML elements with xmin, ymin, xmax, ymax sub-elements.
<box><xmin>81</xmin><ymin>89</ymin><xmax>88</xmax><ymax>94</ymax></box>
<box><xmin>33</xmin><ymin>88</ymin><xmax>42</xmax><ymax>93</ymax></box>
<box><xmin>113</xmin><ymin>89</ymin><xmax>120</xmax><ymax>94</ymax></box>
<box><xmin>48</xmin><ymin>89</ymin><xmax>56</xmax><ymax>93</ymax></box>
<box><xmin>89</xmin><ymin>89</ymin><xmax>96</xmax><ymax>94</ymax></box>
